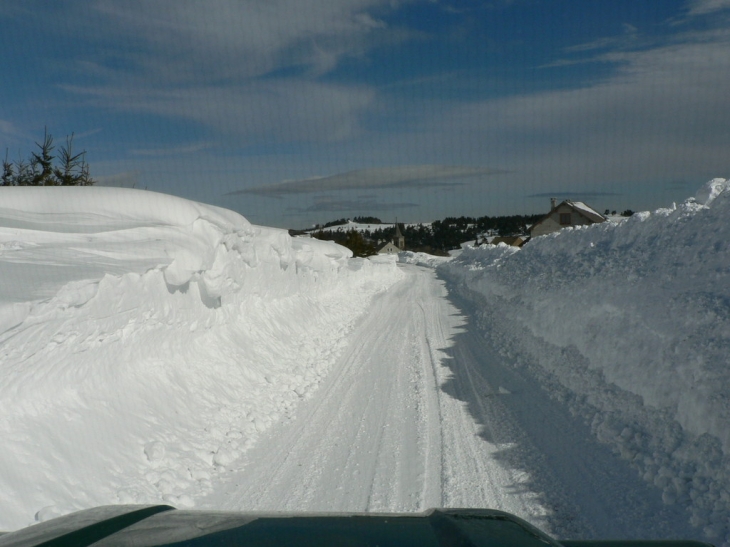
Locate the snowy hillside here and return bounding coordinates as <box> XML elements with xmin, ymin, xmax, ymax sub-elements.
<box><xmin>309</xmin><ymin>220</ymin><xmax>430</xmax><ymax>236</ymax></box>
<box><xmin>439</xmin><ymin>179</ymin><xmax>730</xmax><ymax>543</ymax></box>
<box><xmin>0</xmin><ymin>187</ymin><xmax>402</xmax><ymax>529</ymax></box>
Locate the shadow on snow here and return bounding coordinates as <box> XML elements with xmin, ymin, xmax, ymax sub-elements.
<box><xmin>432</xmin><ymin>271</ymin><xmax>698</xmax><ymax>542</ymax></box>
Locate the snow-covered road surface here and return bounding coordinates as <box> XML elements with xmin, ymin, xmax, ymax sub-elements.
<box><xmin>199</xmin><ymin>264</ymin><xmax>696</xmax><ymax>540</ymax></box>
<box><xmin>200</xmin><ymin>264</ymin><xmax>545</xmax><ymax>523</ymax></box>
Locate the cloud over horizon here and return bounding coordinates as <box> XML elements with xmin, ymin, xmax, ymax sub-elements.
<box><xmin>287</xmin><ymin>196</ymin><xmax>419</xmax><ymax>215</ymax></box>
<box><xmin>527</xmin><ymin>192</ymin><xmax>622</xmax><ymax>199</ymax></box>
<box><xmin>409</xmin><ymin>17</ymin><xmax>730</xmax><ymax>195</ymax></box>
<box><xmin>231</xmin><ymin>165</ymin><xmax>504</xmax><ymax>196</ymax></box>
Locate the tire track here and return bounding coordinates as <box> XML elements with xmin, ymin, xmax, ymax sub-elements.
<box><xmin>198</xmin><ymin>265</ymin><xmax>547</xmax><ymax>521</ymax></box>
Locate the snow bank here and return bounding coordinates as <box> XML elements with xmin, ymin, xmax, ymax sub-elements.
<box><xmin>398</xmin><ymin>250</ymin><xmax>452</xmax><ymax>268</ymax></box>
<box><xmin>0</xmin><ymin>187</ymin><xmax>402</xmax><ymax>529</ymax></box>
<box><xmin>439</xmin><ymin>179</ymin><xmax>730</xmax><ymax>544</ymax></box>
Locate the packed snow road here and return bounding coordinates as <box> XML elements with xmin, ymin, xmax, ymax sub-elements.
<box><xmin>200</xmin><ymin>264</ymin><xmax>542</xmax><ymax>520</ymax></box>
<box><xmin>200</xmin><ymin>264</ymin><xmax>525</xmax><ymax>513</ymax></box>
<box><xmin>200</xmin><ymin>264</ymin><xmax>695</xmax><ymax>539</ymax></box>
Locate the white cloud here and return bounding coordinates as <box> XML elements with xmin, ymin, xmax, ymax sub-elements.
<box><xmin>45</xmin><ymin>1</ymin><xmax>421</xmax><ymax>143</ymax></box>
<box><xmin>289</xmin><ymin>196</ymin><xmax>418</xmax><ymax>213</ymax></box>
<box><xmin>64</xmin><ymin>80</ymin><xmax>375</xmax><ymax>143</ymax></box>
<box><xmin>129</xmin><ymin>142</ymin><xmax>214</xmax><ymax>157</ymax></box>
<box><xmin>95</xmin><ymin>171</ymin><xmax>141</xmax><ymax>188</ymax></box>
<box><xmin>73</xmin><ymin>128</ymin><xmax>103</xmax><ymax>140</ymax></box>
<box><xmin>413</xmin><ymin>26</ymin><xmax>730</xmax><ymax>190</ymax></box>
<box><xmin>235</xmin><ymin>165</ymin><xmax>502</xmax><ymax>195</ymax></box>
<box><xmin>687</xmin><ymin>0</ymin><xmax>730</xmax><ymax>15</ymax></box>
<box><xmin>81</xmin><ymin>0</ymin><xmax>406</xmax><ymax>82</ymax></box>
<box><xmin>0</xmin><ymin>120</ymin><xmax>35</xmax><ymax>144</ymax></box>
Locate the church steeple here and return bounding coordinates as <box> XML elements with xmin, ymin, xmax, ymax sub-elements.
<box><xmin>393</xmin><ymin>219</ymin><xmax>405</xmax><ymax>250</ymax></box>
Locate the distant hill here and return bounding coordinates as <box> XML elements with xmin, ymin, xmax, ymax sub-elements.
<box><xmin>300</xmin><ymin>213</ymin><xmax>543</xmax><ymax>255</ymax></box>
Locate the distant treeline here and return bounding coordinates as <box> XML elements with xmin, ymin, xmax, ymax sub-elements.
<box><xmin>369</xmin><ymin>215</ymin><xmax>543</xmax><ymax>253</ymax></box>
<box><xmin>607</xmin><ymin>209</ymin><xmax>635</xmax><ymax>217</ymax></box>
<box><xmin>309</xmin><ymin>213</ymin><xmax>543</xmax><ymax>255</ymax></box>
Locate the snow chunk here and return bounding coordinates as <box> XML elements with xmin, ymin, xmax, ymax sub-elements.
<box><xmin>695</xmin><ymin>178</ymin><xmax>729</xmax><ymax>206</ymax></box>
<box><xmin>144</xmin><ymin>441</ymin><xmax>166</xmax><ymax>463</ymax></box>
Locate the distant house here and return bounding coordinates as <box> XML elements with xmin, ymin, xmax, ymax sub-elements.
<box><xmin>377</xmin><ymin>222</ymin><xmax>406</xmax><ymax>255</ymax></box>
<box><xmin>377</xmin><ymin>242</ymin><xmax>401</xmax><ymax>254</ymax></box>
<box><xmin>491</xmin><ymin>236</ymin><xmax>526</xmax><ymax>247</ymax></box>
<box><xmin>530</xmin><ymin>198</ymin><xmax>606</xmax><ymax>238</ymax></box>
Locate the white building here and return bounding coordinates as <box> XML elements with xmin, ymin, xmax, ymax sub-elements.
<box><xmin>377</xmin><ymin>222</ymin><xmax>406</xmax><ymax>254</ymax></box>
<box><xmin>530</xmin><ymin>199</ymin><xmax>606</xmax><ymax>238</ymax></box>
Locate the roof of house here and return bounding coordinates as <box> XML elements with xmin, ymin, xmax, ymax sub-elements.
<box><xmin>530</xmin><ymin>200</ymin><xmax>606</xmax><ymax>233</ymax></box>
<box><xmin>567</xmin><ymin>201</ymin><xmax>606</xmax><ymax>223</ymax></box>
<box><xmin>377</xmin><ymin>242</ymin><xmax>401</xmax><ymax>253</ymax></box>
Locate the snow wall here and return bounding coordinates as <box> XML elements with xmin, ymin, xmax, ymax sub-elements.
<box><xmin>0</xmin><ymin>187</ymin><xmax>403</xmax><ymax>529</ymax></box>
<box><xmin>439</xmin><ymin>179</ymin><xmax>730</xmax><ymax>544</ymax></box>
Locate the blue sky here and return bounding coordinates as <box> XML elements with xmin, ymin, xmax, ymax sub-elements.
<box><xmin>2</xmin><ymin>0</ymin><xmax>730</xmax><ymax>228</ymax></box>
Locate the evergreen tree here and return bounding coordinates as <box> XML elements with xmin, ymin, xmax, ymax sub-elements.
<box><xmin>342</xmin><ymin>229</ymin><xmax>376</xmax><ymax>257</ymax></box>
<box><xmin>311</xmin><ymin>228</ymin><xmax>377</xmax><ymax>257</ymax></box>
<box><xmin>1</xmin><ymin>151</ymin><xmax>13</xmax><ymax>186</ymax></box>
<box><xmin>2</xmin><ymin>129</ymin><xmax>96</xmax><ymax>187</ymax></box>
<box><xmin>53</xmin><ymin>133</ymin><xmax>94</xmax><ymax>186</ymax></box>
<box><xmin>14</xmin><ymin>157</ymin><xmax>33</xmax><ymax>186</ymax></box>
<box><xmin>30</xmin><ymin>130</ymin><xmax>55</xmax><ymax>186</ymax></box>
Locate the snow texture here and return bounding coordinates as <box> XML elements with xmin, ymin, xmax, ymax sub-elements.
<box><xmin>398</xmin><ymin>251</ymin><xmax>453</xmax><ymax>269</ymax></box>
<box><xmin>439</xmin><ymin>178</ymin><xmax>730</xmax><ymax>544</ymax></box>
<box><xmin>2</xmin><ymin>180</ymin><xmax>729</xmax><ymax>544</ymax></box>
<box><xmin>0</xmin><ymin>187</ymin><xmax>402</xmax><ymax>529</ymax></box>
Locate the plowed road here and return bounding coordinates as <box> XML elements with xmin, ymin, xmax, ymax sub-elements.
<box><xmin>201</xmin><ymin>264</ymin><xmax>695</xmax><ymax>539</ymax></box>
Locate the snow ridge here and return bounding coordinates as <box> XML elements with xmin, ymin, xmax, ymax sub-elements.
<box><xmin>440</xmin><ymin>179</ymin><xmax>730</xmax><ymax>544</ymax></box>
<box><xmin>0</xmin><ymin>188</ymin><xmax>402</xmax><ymax>528</ymax></box>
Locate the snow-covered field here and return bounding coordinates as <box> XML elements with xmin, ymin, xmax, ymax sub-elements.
<box><xmin>439</xmin><ymin>179</ymin><xmax>730</xmax><ymax>544</ymax></box>
<box><xmin>1</xmin><ymin>180</ymin><xmax>729</xmax><ymax>545</ymax></box>
<box><xmin>0</xmin><ymin>187</ymin><xmax>402</xmax><ymax>528</ymax></box>
<box><xmin>309</xmin><ymin>220</ymin><xmax>429</xmax><ymax>234</ymax></box>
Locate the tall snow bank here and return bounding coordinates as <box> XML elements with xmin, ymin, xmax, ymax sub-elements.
<box><xmin>0</xmin><ymin>187</ymin><xmax>402</xmax><ymax>529</ymax></box>
<box><xmin>440</xmin><ymin>179</ymin><xmax>730</xmax><ymax>543</ymax></box>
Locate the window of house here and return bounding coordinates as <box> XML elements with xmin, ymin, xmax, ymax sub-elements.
<box><xmin>560</xmin><ymin>213</ymin><xmax>571</xmax><ymax>225</ymax></box>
